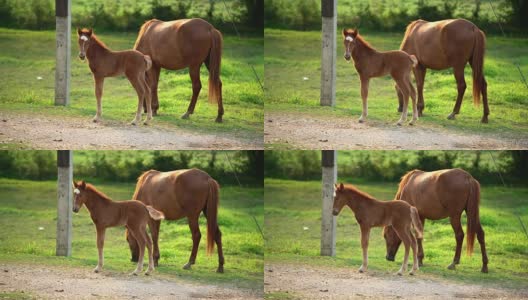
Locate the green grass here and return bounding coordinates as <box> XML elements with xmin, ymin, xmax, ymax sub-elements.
<box><xmin>0</xmin><ymin>178</ymin><xmax>264</xmax><ymax>291</ymax></box>
<box><xmin>265</xmin><ymin>28</ymin><xmax>528</xmax><ymax>140</ymax></box>
<box><xmin>264</xmin><ymin>178</ymin><xmax>528</xmax><ymax>290</ymax></box>
<box><xmin>0</xmin><ymin>27</ymin><xmax>263</xmax><ymax>142</ymax></box>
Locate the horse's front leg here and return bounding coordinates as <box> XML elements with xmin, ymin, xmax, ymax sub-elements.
<box><xmin>93</xmin><ymin>76</ymin><xmax>104</xmax><ymax>123</ymax></box>
<box><xmin>358</xmin><ymin>77</ymin><xmax>369</xmax><ymax>123</ymax></box>
<box><xmin>94</xmin><ymin>227</ymin><xmax>106</xmax><ymax>273</ymax></box>
<box><xmin>358</xmin><ymin>226</ymin><xmax>370</xmax><ymax>273</ymax></box>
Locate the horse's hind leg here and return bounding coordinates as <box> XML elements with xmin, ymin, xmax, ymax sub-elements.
<box><xmin>417</xmin><ymin>217</ymin><xmax>426</xmax><ymax>266</ymax></box>
<box><xmin>358</xmin><ymin>226</ymin><xmax>371</xmax><ymax>273</ymax></box>
<box><xmin>215</xmin><ymin>225</ymin><xmax>225</xmax><ymax>273</ymax></box>
<box><xmin>395</xmin><ymin>84</ymin><xmax>404</xmax><ymax>113</ymax></box>
<box><xmin>447</xmin><ymin>65</ymin><xmax>467</xmax><ymax>120</ymax></box>
<box><xmin>477</xmin><ymin>223</ymin><xmax>489</xmax><ymax>273</ymax></box>
<box><xmin>140</xmin><ymin>74</ymin><xmax>153</xmax><ymax>125</ymax></box>
<box><xmin>126</xmin><ymin>228</ymin><xmax>140</xmax><ymax>262</ymax></box>
<box><xmin>148</xmin><ymin>219</ymin><xmax>161</xmax><ymax>267</ymax></box>
<box><xmin>481</xmin><ymin>77</ymin><xmax>489</xmax><ymax>123</ymax></box>
<box><xmin>413</xmin><ymin>64</ymin><xmax>426</xmax><ymax>116</ymax></box>
<box><xmin>183</xmin><ymin>216</ymin><xmax>201</xmax><ymax>270</ymax></box>
<box><xmin>182</xmin><ymin>65</ymin><xmax>202</xmax><ymax>120</ymax></box>
<box><xmin>145</xmin><ymin>65</ymin><xmax>160</xmax><ymax>115</ymax></box>
<box><xmin>447</xmin><ymin>213</ymin><xmax>464</xmax><ymax>270</ymax></box>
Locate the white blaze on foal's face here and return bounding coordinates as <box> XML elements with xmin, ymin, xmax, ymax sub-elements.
<box><xmin>343</xmin><ymin>36</ymin><xmax>354</xmax><ymax>62</ymax></box>
<box><xmin>73</xmin><ymin>187</ymin><xmax>82</xmax><ymax>212</ymax></box>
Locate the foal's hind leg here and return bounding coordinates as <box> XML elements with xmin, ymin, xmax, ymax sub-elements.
<box><xmin>447</xmin><ymin>65</ymin><xmax>467</xmax><ymax>120</ymax></box>
<box><xmin>406</xmin><ymin>75</ymin><xmax>418</xmax><ymax>125</ymax></box>
<box><xmin>140</xmin><ymin>73</ymin><xmax>153</xmax><ymax>125</ymax></box>
<box><xmin>130</xmin><ymin>229</ymin><xmax>146</xmax><ymax>275</ymax></box>
<box><xmin>395</xmin><ymin>79</ymin><xmax>409</xmax><ymax>126</ymax></box>
<box><xmin>142</xmin><ymin>227</ymin><xmax>154</xmax><ymax>275</ymax></box>
<box><xmin>148</xmin><ymin>219</ymin><xmax>161</xmax><ymax>267</ymax></box>
<box><xmin>183</xmin><ymin>216</ymin><xmax>202</xmax><ymax>270</ymax></box>
<box><xmin>394</xmin><ymin>227</ymin><xmax>410</xmax><ymax>275</ymax></box>
<box><xmin>127</xmin><ymin>72</ymin><xmax>146</xmax><ymax>125</ymax></box>
<box><xmin>408</xmin><ymin>230</ymin><xmax>419</xmax><ymax>275</ymax></box>
<box><xmin>181</xmin><ymin>65</ymin><xmax>202</xmax><ymax>120</ymax></box>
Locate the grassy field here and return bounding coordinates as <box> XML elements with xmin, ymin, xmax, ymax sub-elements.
<box><xmin>264</xmin><ymin>178</ymin><xmax>528</xmax><ymax>290</ymax></box>
<box><xmin>265</xmin><ymin>28</ymin><xmax>528</xmax><ymax>137</ymax></box>
<box><xmin>0</xmin><ymin>178</ymin><xmax>264</xmax><ymax>290</ymax></box>
<box><xmin>0</xmin><ymin>27</ymin><xmax>263</xmax><ymax>140</ymax></box>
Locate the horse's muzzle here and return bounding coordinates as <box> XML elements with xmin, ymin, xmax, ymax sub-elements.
<box><xmin>78</xmin><ymin>54</ymin><xmax>85</xmax><ymax>61</ymax></box>
<box><xmin>386</xmin><ymin>254</ymin><xmax>395</xmax><ymax>261</ymax></box>
<box><xmin>72</xmin><ymin>207</ymin><xmax>79</xmax><ymax>213</ymax></box>
<box><xmin>344</xmin><ymin>54</ymin><xmax>351</xmax><ymax>61</ymax></box>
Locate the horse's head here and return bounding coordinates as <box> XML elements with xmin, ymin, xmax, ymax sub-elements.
<box><xmin>383</xmin><ymin>225</ymin><xmax>401</xmax><ymax>261</ymax></box>
<box><xmin>342</xmin><ymin>28</ymin><xmax>358</xmax><ymax>62</ymax></box>
<box><xmin>332</xmin><ymin>183</ymin><xmax>347</xmax><ymax>216</ymax></box>
<box><xmin>77</xmin><ymin>28</ymin><xmax>93</xmax><ymax>61</ymax></box>
<box><xmin>72</xmin><ymin>180</ymin><xmax>87</xmax><ymax>213</ymax></box>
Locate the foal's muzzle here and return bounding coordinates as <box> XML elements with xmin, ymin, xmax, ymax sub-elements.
<box><xmin>344</xmin><ymin>54</ymin><xmax>351</xmax><ymax>61</ymax></box>
<box><xmin>72</xmin><ymin>207</ymin><xmax>79</xmax><ymax>213</ymax></box>
<box><xmin>332</xmin><ymin>209</ymin><xmax>339</xmax><ymax>216</ymax></box>
<box><xmin>79</xmin><ymin>54</ymin><xmax>85</xmax><ymax>60</ymax></box>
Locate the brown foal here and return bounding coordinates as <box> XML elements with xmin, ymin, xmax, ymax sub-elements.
<box><xmin>333</xmin><ymin>183</ymin><xmax>423</xmax><ymax>275</ymax></box>
<box><xmin>343</xmin><ymin>28</ymin><xmax>418</xmax><ymax>125</ymax></box>
<box><xmin>72</xmin><ymin>180</ymin><xmax>164</xmax><ymax>275</ymax></box>
<box><xmin>77</xmin><ymin>28</ymin><xmax>153</xmax><ymax>125</ymax></box>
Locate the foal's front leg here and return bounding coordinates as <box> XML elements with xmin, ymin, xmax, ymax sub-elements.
<box><xmin>358</xmin><ymin>226</ymin><xmax>370</xmax><ymax>273</ymax></box>
<box><xmin>358</xmin><ymin>78</ymin><xmax>370</xmax><ymax>123</ymax></box>
<box><xmin>94</xmin><ymin>227</ymin><xmax>106</xmax><ymax>273</ymax></box>
<box><xmin>93</xmin><ymin>76</ymin><xmax>104</xmax><ymax>123</ymax></box>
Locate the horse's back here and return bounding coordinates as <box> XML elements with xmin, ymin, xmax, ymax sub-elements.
<box><xmin>402</xmin><ymin>19</ymin><xmax>479</xmax><ymax>69</ymax></box>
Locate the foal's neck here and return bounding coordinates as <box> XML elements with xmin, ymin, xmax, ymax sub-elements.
<box><xmin>346</xmin><ymin>191</ymin><xmax>375</xmax><ymax>213</ymax></box>
<box><xmin>87</xmin><ymin>36</ymin><xmax>110</xmax><ymax>60</ymax></box>
<box><xmin>84</xmin><ymin>189</ymin><xmax>113</xmax><ymax>213</ymax></box>
<box><xmin>352</xmin><ymin>39</ymin><xmax>377</xmax><ymax>61</ymax></box>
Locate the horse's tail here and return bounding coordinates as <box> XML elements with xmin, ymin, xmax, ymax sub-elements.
<box><xmin>207</xmin><ymin>28</ymin><xmax>223</xmax><ymax>104</ymax></box>
<box><xmin>471</xmin><ymin>28</ymin><xmax>486</xmax><ymax>106</ymax></box>
<box><xmin>466</xmin><ymin>177</ymin><xmax>481</xmax><ymax>256</ymax></box>
<box><xmin>395</xmin><ymin>169</ymin><xmax>420</xmax><ymax>200</ymax></box>
<box><xmin>146</xmin><ymin>205</ymin><xmax>165</xmax><ymax>220</ymax></box>
<box><xmin>410</xmin><ymin>206</ymin><xmax>423</xmax><ymax>239</ymax></box>
<box><xmin>409</xmin><ymin>54</ymin><xmax>418</xmax><ymax>68</ymax></box>
<box><xmin>205</xmin><ymin>178</ymin><xmax>220</xmax><ymax>255</ymax></box>
<box><xmin>144</xmin><ymin>55</ymin><xmax>152</xmax><ymax>71</ymax></box>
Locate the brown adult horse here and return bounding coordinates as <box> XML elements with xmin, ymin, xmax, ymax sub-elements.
<box><xmin>72</xmin><ymin>180</ymin><xmax>165</xmax><ymax>275</ymax></box>
<box><xmin>343</xmin><ymin>29</ymin><xmax>419</xmax><ymax>125</ymax></box>
<box><xmin>333</xmin><ymin>183</ymin><xmax>423</xmax><ymax>275</ymax></box>
<box><xmin>127</xmin><ymin>168</ymin><xmax>224</xmax><ymax>273</ymax></box>
<box><xmin>397</xmin><ymin>19</ymin><xmax>489</xmax><ymax>123</ymax></box>
<box><xmin>383</xmin><ymin>169</ymin><xmax>489</xmax><ymax>273</ymax></box>
<box><xmin>77</xmin><ymin>28</ymin><xmax>153</xmax><ymax>125</ymax></box>
<box><xmin>133</xmin><ymin>19</ymin><xmax>224</xmax><ymax>122</ymax></box>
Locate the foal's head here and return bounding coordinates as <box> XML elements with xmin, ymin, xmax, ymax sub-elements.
<box><xmin>332</xmin><ymin>183</ymin><xmax>348</xmax><ymax>216</ymax></box>
<box><xmin>383</xmin><ymin>225</ymin><xmax>401</xmax><ymax>261</ymax></box>
<box><xmin>77</xmin><ymin>28</ymin><xmax>93</xmax><ymax>61</ymax></box>
<box><xmin>72</xmin><ymin>180</ymin><xmax>88</xmax><ymax>213</ymax></box>
<box><xmin>342</xmin><ymin>28</ymin><xmax>358</xmax><ymax>62</ymax></box>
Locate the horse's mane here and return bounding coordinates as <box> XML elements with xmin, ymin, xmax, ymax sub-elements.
<box><xmin>132</xmin><ymin>169</ymin><xmax>159</xmax><ymax>200</ymax></box>
<box><xmin>400</xmin><ymin>19</ymin><xmax>425</xmax><ymax>49</ymax></box>
<box><xmin>85</xmin><ymin>183</ymin><xmax>113</xmax><ymax>203</ymax></box>
<box><xmin>394</xmin><ymin>169</ymin><xmax>422</xmax><ymax>200</ymax></box>
<box><xmin>343</xmin><ymin>184</ymin><xmax>378</xmax><ymax>202</ymax></box>
<box><xmin>133</xmin><ymin>19</ymin><xmax>161</xmax><ymax>49</ymax></box>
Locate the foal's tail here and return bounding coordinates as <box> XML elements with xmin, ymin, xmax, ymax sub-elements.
<box><xmin>205</xmin><ymin>178</ymin><xmax>220</xmax><ymax>255</ymax></box>
<box><xmin>466</xmin><ymin>178</ymin><xmax>481</xmax><ymax>256</ymax></box>
<box><xmin>146</xmin><ymin>205</ymin><xmax>165</xmax><ymax>220</ymax></box>
<box><xmin>409</xmin><ymin>55</ymin><xmax>418</xmax><ymax>68</ymax></box>
<box><xmin>471</xmin><ymin>29</ymin><xmax>486</xmax><ymax>106</ymax></box>
<box><xmin>143</xmin><ymin>55</ymin><xmax>152</xmax><ymax>71</ymax></box>
<box><xmin>208</xmin><ymin>29</ymin><xmax>223</xmax><ymax>104</ymax></box>
<box><xmin>410</xmin><ymin>206</ymin><xmax>423</xmax><ymax>239</ymax></box>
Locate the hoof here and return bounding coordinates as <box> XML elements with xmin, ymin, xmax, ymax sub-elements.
<box><xmin>481</xmin><ymin>117</ymin><xmax>489</xmax><ymax>124</ymax></box>
<box><xmin>447</xmin><ymin>263</ymin><xmax>456</xmax><ymax>270</ymax></box>
<box><xmin>397</xmin><ymin>272</ymin><xmax>402</xmax><ymax>276</ymax></box>
<box><xmin>131</xmin><ymin>257</ymin><xmax>138</xmax><ymax>263</ymax></box>
<box><xmin>181</xmin><ymin>112</ymin><xmax>190</xmax><ymax>119</ymax></box>
<box><xmin>396</xmin><ymin>122</ymin><xmax>402</xmax><ymax>126</ymax></box>
<box><xmin>183</xmin><ymin>263</ymin><xmax>192</xmax><ymax>270</ymax></box>
<box><xmin>358</xmin><ymin>119</ymin><xmax>365</xmax><ymax>124</ymax></box>
<box><xmin>216</xmin><ymin>266</ymin><xmax>224</xmax><ymax>273</ymax></box>
<box><xmin>154</xmin><ymin>261</ymin><xmax>159</xmax><ymax>267</ymax></box>
<box><xmin>215</xmin><ymin>117</ymin><xmax>223</xmax><ymax>123</ymax></box>
<box><xmin>481</xmin><ymin>266</ymin><xmax>488</xmax><ymax>273</ymax></box>
<box><xmin>93</xmin><ymin>269</ymin><xmax>99</xmax><ymax>273</ymax></box>
<box><xmin>131</xmin><ymin>272</ymin><xmax>138</xmax><ymax>276</ymax></box>
<box><xmin>409</xmin><ymin>271</ymin><xmax>415</xmax><ymax>276</ymax></box>
<box><xmin>447</xmin><ymin>113</ymin><xmax>456</xmax><ymax>120</ymax></box>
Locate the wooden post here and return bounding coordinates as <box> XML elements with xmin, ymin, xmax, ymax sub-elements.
<box><xmin>320</xmin><ymin>0</ymin><xmax>337</xmax><ymax>106</ymax></box>
<box><xmin>56</xmin><ymin>150</ymin><xmax>72</xmax><ymax>256</ymax></box>
<box><xmin>54</xmin><ymin>0</ymin><xmax>71</xmax><ymax>106</ymax></box>
<box><xmin>321</xmin><ymin>150</ymin><xmax>337</xmax><ymax>256</ymax></box>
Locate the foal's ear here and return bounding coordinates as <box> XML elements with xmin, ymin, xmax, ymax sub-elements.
<box><xmin>73</xmin><ymin>180</ymin><xmax>78</xmax><ymax>188</ymax></box>
<box><xmin>80</xmin><ymin>180</ymin><xmax>86</xmax><ymax>190</ymax></box>
<box><xmin>87</xmin><ymin>28</ymin><xmax>93</xmax><ymax>36</ymax></box>
<box><xmin>352</xmin><ymin>29</ymin><xmax>358</xmax><ymax>36</ymax></box>
<box><xmin>342</xmin><ymin>28</ymin><xmax>348</xmax><ymax>37</ymax></box>
<box><xmin>339</xmin><ymin>183</ymin><xmax>344</xmax><ymax>191</ymax></box>
<box><xmin>77</xmin><ymin>28</ymin><xmax>82</xmax><ymax>36</ymax></box>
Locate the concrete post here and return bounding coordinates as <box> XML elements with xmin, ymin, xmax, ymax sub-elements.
<box><xmin>320</xmin><ymin>0</ymin><xmax>337</xmax><ymax>106</ymax></box>
<box><xmin>56</xmin><ymin>150</ymin><xmax>72</xmax><ymax>256</ymax></box>
<box><xmin>55</xmin><ymin>0</ymin><xmax>71</xmax><ymax>106</ymax></box>
<box><xmin>321</xmin><ymin>150</ymin><xmax>337</xmax><ymax>256</ymax></box>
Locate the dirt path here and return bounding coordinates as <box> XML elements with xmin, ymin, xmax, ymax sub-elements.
<box><xmin>0</xmin><ymin>112</ymin><xmax>262</xmax><ymax>150</ymax></box>
<box><xmin>0</xmin><ymin>263</ymin><xmax>261</xmax><ymax>299</ymax></box>
<box><xmin>265</xmin><ymin>263</ymin><xmax>527</xmax><ymax>299</ymax></box>
<box><xmin>264</xmin><ymin>111</ymin><xmax>528</xmax><ymax>150</ymax></box>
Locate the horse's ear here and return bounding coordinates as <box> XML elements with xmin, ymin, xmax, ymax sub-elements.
<box><xmin>339</xmin><ymin>183</ymin><xmax>344</xmax><ymax>191</ymax></box>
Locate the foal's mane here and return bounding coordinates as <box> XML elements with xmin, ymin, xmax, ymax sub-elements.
<box><xmin>343</xmin><ymin>184</ymin><xmax>377</xmax><ymax>201</ymax></box>
<box><xmin>354</xmin><ymin>34</ymin><xmax>376</xmax><ymax>52</ymax></box>
<box><xmin>394</xmin><ymin>169</ymin><xmax>422</xmax><ymax>200</ymax></box>
<box><xmin>85</xmin><ymin>183</ymin><xmax>113</xmax><ymax>202</ymax></box>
